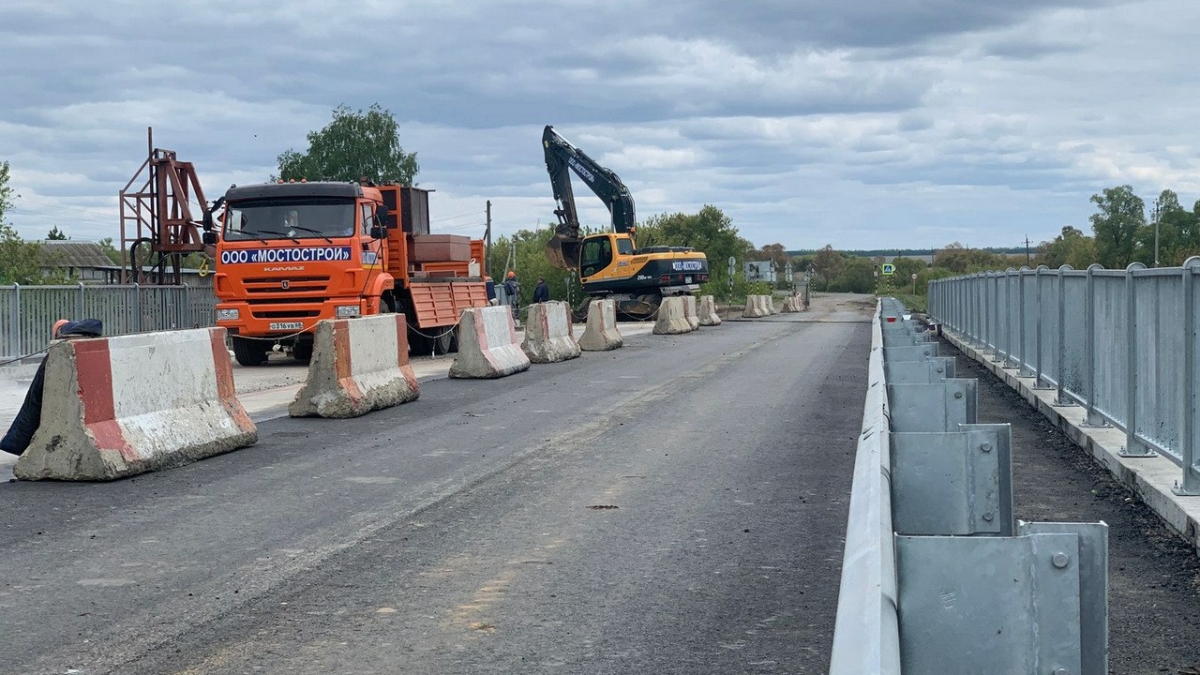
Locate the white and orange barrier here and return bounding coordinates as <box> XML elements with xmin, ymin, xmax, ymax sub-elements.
<box><xmin>15</xmin><ymin>328</ymin><xmax>257</xmax><ymax>481</ymax></box>
<box><xmin>653</xmin><ymin>296</ymin><xmax>695</xmax><ymax>335</ymax></box>
<box><xmin>522</xmin><ymin>301</ymin><xmax>581</xmax><ymax>364</ymax></box>
<box><xmin>699</xmin><ymin>295</ymin><xmax>722</xmax><ymax>326</ymax></box>
<box><xmin>450</xmin><ymin>306</ymin><xmax>531</xmax><ymax>378</ymax></box>
<box><xmin>289</xmin><ymin>314</ymin><xmax>419</xmax><ymax>418</ymax></box>
<box><xmin>579</xmin><ymin>299</ymin><xmax>623</xmax><ymax>351</ymax></box>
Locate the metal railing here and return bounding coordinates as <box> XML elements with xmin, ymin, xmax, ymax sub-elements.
<box><xmin>832</xmin><ymin>299</ymin><xmax>1107</xmax><ymax>674</ymax></box>
<box><xmin>929</xmin><ymin>259</ymin><xmax>1200</xmax><ymax>494</ymax></box>
<box><xmin>0</xmin><ymin>283</ymin><xmax>215</xmax><ymax>359</ymax></box>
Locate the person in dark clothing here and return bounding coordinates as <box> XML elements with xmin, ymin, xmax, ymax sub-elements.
<box><xmin>533</xmin><ymin>277</ymin><xmax>550</xmax><ymax>303</ymax></box>
<box><xmin>503</xmin><ymin>271</ymin><xmax>521</xmax><ymax>318</ymax></box>
<box><xmin>1</xmin><ymin>319</ymin><xmax>103</xmax><ymax>456</ymax></box>
<box><xmin>484</xmin><ymin>275</ymin><xmax>498</xmax><ymax>306</ymax></box>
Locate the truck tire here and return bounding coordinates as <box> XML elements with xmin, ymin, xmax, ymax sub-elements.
<box><xmin>231</xmin><ymin>336</ymin><xmax>269</xmax><ymax>366</ymax></box>
<box><xmin>434</xmin><ymin>328</ymin><xmax>455</xmax><ymax>355</ymax></box>
<box><xmin>408</xmin><ymin>325</ymin><xmax>433</xmax><ymax>356</ymax></box>
<box><xmin>291</xmin><ymin>342</ymin><xmax>313</xmax><ymax>363</ymax></box>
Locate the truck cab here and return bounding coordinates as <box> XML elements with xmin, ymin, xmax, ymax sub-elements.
<box><xmin>211</xmin><ymin>181</ymin><xmax>486</xmax><ymax>365</ymax></box>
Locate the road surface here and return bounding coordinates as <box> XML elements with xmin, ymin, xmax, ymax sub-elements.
<box><xmin>1</xmin><ymin>295</ymin><xmax>871</xmax><ymax>674</ymax></box>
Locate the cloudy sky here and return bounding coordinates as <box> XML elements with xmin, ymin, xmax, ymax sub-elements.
<box><xmin>2</xmin><ymin>0</ymin><xmax>1198</xmax><ymax>253</ymax></box>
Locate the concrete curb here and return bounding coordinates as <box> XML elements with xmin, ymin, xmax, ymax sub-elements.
<box><xmin>943</xmin><ymin>327</ymin><xmax>1200</xmax><ymax>553</ymax></box>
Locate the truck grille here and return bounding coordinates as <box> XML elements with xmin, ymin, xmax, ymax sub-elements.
<box><xmin>243</xmin><ymin>276</ymin><xmax>330</xmax><ymax>293</ymax></box>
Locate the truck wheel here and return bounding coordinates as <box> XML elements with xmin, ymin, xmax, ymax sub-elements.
<box><xmin>231</xmin><ymin>336</ymin><xmax>269</xmax><ymax>367</ymax></box>
<box><xmin>292</xmin><ymin>342</ymin><xmax>313</xmax><ymax>363</ymax></box>
<box><xmin>408</xmin><ymin>326</ymin><xmax>433</xmax><ymax>356</ymax></box>
<box><xmin>434</xmin><ymin>328</ymin><xmax>455</xmax><ymax>355</ymax></box>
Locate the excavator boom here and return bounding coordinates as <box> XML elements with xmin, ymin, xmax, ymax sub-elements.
<box><xmin>542</xmin><ymin>125</ymin><xmax>637</xmax><ymax>270</ymax></box>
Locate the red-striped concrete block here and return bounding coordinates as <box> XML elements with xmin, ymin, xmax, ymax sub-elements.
<box><xmin>521</xmin><ymin>301</ymin><xmax>581</xmax><ymax>364</ymax></box>
<box><xmin>449</xmin><ymin>306</ymin><xmax>531</xmax><ymax>378</ymax></box>
<box><xmin>289</xmin><ymin>314</ymin><xmax>419</xmax><ymax>418</ymax></box>
<box><xmin>15</xmin><ymin>328</ymin><xmax>257</xmax><ymax>481</ymax></box>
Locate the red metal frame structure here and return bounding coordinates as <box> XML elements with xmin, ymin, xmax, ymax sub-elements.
<box><xmin>119</xmin><ymin>128</ymin><xmax>208</xmax><ymax>284</ymax></box>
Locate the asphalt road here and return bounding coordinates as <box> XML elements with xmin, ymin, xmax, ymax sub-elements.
<box><xmin>0</xmin><ymin>298</ymin><xmax>872</xmax><ymax>674</ymax></box>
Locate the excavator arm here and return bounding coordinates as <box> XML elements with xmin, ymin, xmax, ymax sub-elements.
<box><xmin>542</xmin><ymin>125</ymin><xmax>637</xmax><ymax>269</ymax></box>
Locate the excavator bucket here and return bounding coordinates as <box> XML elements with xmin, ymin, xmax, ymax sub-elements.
<box><xmin>544</xmin><ymin>233</ymin><xmax>581</xmax><ymax>270</ymax></box>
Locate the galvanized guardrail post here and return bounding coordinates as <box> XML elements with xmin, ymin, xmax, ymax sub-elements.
<box><xmin>1034</xmin><ymin>265</ymin><xmax>1054</xmax><ymax>388</ymax></box>
<box><xmin>1082</xmin><ymin>264</ymin><xmax>1106</xmax><ymax>426</ymax></box>
<box><xmin>1175</xmin><ymin>258</ymin><xmax>1200</xmax><ymax>495</ymax></box>
<box><xmin>1122</xmin><ymin>263</ymin><xmax>1154</xmax><ymax>457</ymax></box>
<box><xmin>1054</xmin><ymin>266</ymin><xmax>1075</xmax><ymax>406</ymax></box>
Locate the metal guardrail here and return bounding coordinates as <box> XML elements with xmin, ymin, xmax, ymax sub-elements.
<box><xmin>0</xmin><ymin>283</ymin><xmax>215</xmax><ymax>359</ymax></box>
<box><xmin>928</xmin><ymin>260</ymin><xmax>1200</xmax><ymax>494</ymax></box>
<box><xmin>831</xmin><ymin>298</ymin><xmax>1107</xmax><ymax>674</ymax></box>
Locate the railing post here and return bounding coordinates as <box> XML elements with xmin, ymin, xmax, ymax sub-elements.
<box><xmin>76</xmin><ymin>281</ymin><xmax>85</xmax><ymax>319</ymax></box>
<box><xmin>1122</xmin><ymin>263</ymin><xmax>1153</xmax><ymax>457</ymax></box>
<box><xmin>1003</xmin><ymin>269</ymin><xmax>1018</xmax><ymax>369</ymax></box>
<box><xmin>134</xmin><ymin>283</ymin><xmax>142</xmax><ymax>333</ymax></box>
<box><xmin>10</xmin><ymin>283</ymin><xmax>20</xmax><ymax>357</ymax></box>
<box><xmin>1034</xmin><ymin>265</ymin><xmax>1053</xmax><ymax>388</ymax></box>
<box><xmin>1174</xmin><ymin>257</ymin><xmax>1200</xmax><ymax>495</ymax></box>
<box><xmin>1083</xmin><ymin>264</ymin><xmax>1107</xmax><ymax>426</ymax></box>
<box><xmin>1055</xmin><ymin>265</ymin><xmax>1075</xmax><ymax>407</ymax></box>
<box><xmin>1018</xmin><ymin>267</ymin><xmax>1033</xmax><ymax>376</ymax></box>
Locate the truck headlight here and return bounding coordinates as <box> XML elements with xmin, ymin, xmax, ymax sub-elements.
<box><xmin>336</xmin><ymin>305</ymin><xmax>361</xmax><ymax>318</ymax></box>
<box><xmin>217</xmin><ymin>308</ymin><xmax>240</xmax><ymax>321</ymax></box>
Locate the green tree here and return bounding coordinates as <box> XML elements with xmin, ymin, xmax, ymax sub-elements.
<box><xmin>277</xmin><ymin>104</ymin><xmax>419</xmax><ymax>184</ymax></box>
<box><xmin>829</xmin><ymin>257</ymin><xmax>876</xmax><ymax>293</ymax></box>
<box><xmin>0</xmin><ymin>161</ymin><xmax>14</xmax><ymax>224</ymax></box>
<box><xmin>1089</xmin><ymin>185</ymin><xmax>1144</xmax><ymax>268</ymax></box>
<box><xmin>46</xmin><ymin>226</ymin><xmax>67</xmax><ymax>240</ymax></box>
<box><xmin>0</xmin><ymin>224</ymin><xmax>43</xmax><ymax>284</ymax></box>
<box><xmin>1036</xmin><ymin>226</ymin><xmax>1096</xmax><ymax>269</ymax></box>
<box><xmin>639</xmin><ymin>205</ymin><xmax>752</xmax><ymax>296</ymax></box>
<box><xmin>97</xmin><ymin>237</ymin><xmax>124</xmax><ymax>265</ymax></box>
<box><xmin>810</xmin><ymin>245</ymin><xmax>846</xmax><ymax>289</ymax></box>
<box><xmin>0</xmin><ymin>163</ymin><xmax>43</xmax><ymax>284</ymax></box>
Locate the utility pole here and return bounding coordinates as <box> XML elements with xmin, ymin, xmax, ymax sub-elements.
<box><xmin>1024</xmin><ymin>235</ymin><xmax>1031</xmax><ymax>266</ymax></box>
<box><xmin>485</xmin><ymin>200</ymin><xmax>492</xmax><ymax>277</ymax></box>
<box><xmin>1153</xmin><ymin>197</ymin><xmax>1161</xmax><ymax>268</ymax></box>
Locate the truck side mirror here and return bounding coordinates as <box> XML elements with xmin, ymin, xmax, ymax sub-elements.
<box><xmin>370</xmin><ymin>225</ymin><xmax>385</xmax><ymax>240</ymax></box>
<box><xmin>202</xmin><ymin>231</ymin><xmax>218</xmax><ymax>246</ymax></box>
<box><xmin>376</xmin><ymin>205</ymin><xmax>391</xmax><ymax>228</ymax></box>
<box><xmin>202</xmin><ymin>211</ymin><xmax>213</xmax><ymax>230</ymax></box>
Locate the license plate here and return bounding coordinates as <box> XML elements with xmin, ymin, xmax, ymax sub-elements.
<box><xmin>269</xmin><ymin>321</ymin><xmax>304</xmax><ymax>331</ymax></box>
<box><xmin>685</xmin><ymin>276</ymin><xmax>693</xmax><ymax>284</ymax></box>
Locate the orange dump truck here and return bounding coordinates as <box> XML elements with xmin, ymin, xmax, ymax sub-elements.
<box><xmin>204</xmin><ymin>181</ymin><xmax>487</xmax><ymax>365</ymax></box>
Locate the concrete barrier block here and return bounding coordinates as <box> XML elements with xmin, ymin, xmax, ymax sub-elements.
<box><xmin>683</xmin><ymin>295</ymin><xmax>701</xmax><ymax>330</ymax></box>
<box><xmin>289</xmin><ymin>314</ymin><xmax>419</xmax><ymax>418</ymax></box>
<box><xmin>699</xmin><ymin>295</ymin><xmax>722</xmax><ymax>326</ymax></box>
<box><xmin>579</xmin><ymin>299</ymin><xmax>624</xmax><ymax>351</ymax></box>
<box><xmin>765</xmin><ymin>295</ymin><xmax>778</xmax><ymax>315</ymax></box>
<box><xmin>654</xmin><ymin>296</ymin><xmax>694</xmax><ymax>335</ymax></box>
<box><xmin>15</xmin><ymin>327</ymin><xmax>257</xmax><ymax>481</ymax></box>
<box><xmin>522</xmin><ymin>301</ymin><xmax>582</xmax><ymax>364</ymax></box>
<box><xmin>450</xmin><ymin>306</ymin><xmax>531</xmax><ymax>378</ymax></box>
<box><xmin>742</xmin><ymin>295</ymin><xmax>768</xmax><ymax>319</ymax></box>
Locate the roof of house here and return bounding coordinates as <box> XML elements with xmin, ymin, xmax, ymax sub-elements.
<box><xmin>38</xmin><ymin>241</ymin><xmax>119</xmax><ymax>269</ymax></box>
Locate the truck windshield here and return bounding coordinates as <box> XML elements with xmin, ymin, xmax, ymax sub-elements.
<box><xmin>223</xmin><ymin>201</ymin><xmax>356</xmax><ymax>241</ymax></box>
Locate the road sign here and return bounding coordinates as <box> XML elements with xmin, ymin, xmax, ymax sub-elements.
<box><xmin>881</xmin><ymin>263</ymin><xmax>896</xmax><ymax>276</ymax></box>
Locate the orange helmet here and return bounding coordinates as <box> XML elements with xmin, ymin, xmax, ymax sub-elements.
<box><xmin>507</xmin><ymin>271</ymin><xmax>516</xmax><ymax>279</ymax></box>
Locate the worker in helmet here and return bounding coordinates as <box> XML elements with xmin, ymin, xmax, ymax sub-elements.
<box><xmin>503</xmin><ymin>271</ymin><xmax>521</xmax><ymax>320</ymax></box>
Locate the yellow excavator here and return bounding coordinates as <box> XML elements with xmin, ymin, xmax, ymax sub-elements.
<box><xmin>542</xmin><ymin>125</ymin><xmax>709</xmax><ymax>320</ymax></box>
